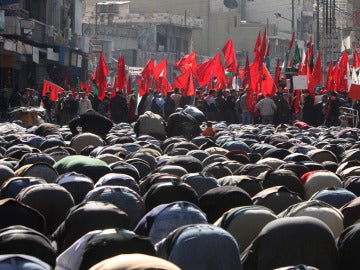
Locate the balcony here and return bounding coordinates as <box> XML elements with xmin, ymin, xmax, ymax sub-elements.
<box><xmin>1</xmin><ymin>16</ymin><xmax>48</xmax><ymax>46</ymax></box>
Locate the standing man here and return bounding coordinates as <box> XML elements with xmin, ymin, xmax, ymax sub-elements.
<box><xmin>225</xmin><ymin>89</ymin><xmax>237</xmax><ymax>124</ymax></box>
<box><xmin>110</xmin><ymin>91</ymin><xmax>128</xmax><ymax>123</ymax></box>
<box><xmin>256</xmin><ymin>94</ymin><xmax>277</xmax><ymax>124</ymax></box>
<box><xmin>239</xmin><ymin>91</ymin><xmax>253</xmax><ymax>124</ymax></box>
<box><xmin>78</xmin><ymin>92</ymin><xmax>92</xmax><ymax>115</ymax></box>
<box><xmin>325</xmin><ymin>91</ymin><xmax>341</xmax><ymax>127</ymax></box>
<box><xmin>301</xmin><ymin>90</ymin><xmax>314</xmax><ymax>126</ymax></box>
<box><xmin>171</xmin><ymin>88</ymin><xmax>182</xmax><ymax>110</ymax></box>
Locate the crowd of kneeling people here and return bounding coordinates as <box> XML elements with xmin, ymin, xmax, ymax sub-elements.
<box><xmin>1</xmin><ymin>91</ymin><xmax>360</xmax><ymax>269</ymax></box>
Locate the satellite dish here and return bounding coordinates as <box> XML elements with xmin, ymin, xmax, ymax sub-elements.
<box><xmin>224</xmin><ymin>0</ymin><xmax>238</xmax><ymax>9</ymax></box>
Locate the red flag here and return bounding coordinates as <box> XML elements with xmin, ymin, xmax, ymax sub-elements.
<box><xmin>173</xmin><ymin>71</ymin><xmax>190</xmax><ymax>89</ymax></box>
<box><xmin>140</xmin><ymin>58</ymin><xmax>154</xmax><ymax>92</ymax></box>
<box><xmin>212</xmin><ymin>53</ymin><xmax>227</xmax><ymax>90</ymax></box>
<box><xmin>80</xmin><ymin>81</ymin><xmax>85</xmax><ymax>91</ymax></box>
<box><xmin>325</xmin><ymin>61</ymin><xmax>333</xmax><ymax>90</ymax></box>
<box><xmin>141</xmin><ymin>58</ymin><xmax>154</xmax><ymax>79</ymax></box>
<box><xmin>288</xmin><ymin>32</ymin><xmax>295</xmax><ymax>50</ymax></box>
<box><xmin>174</xmin><ymin>52</ymin><xmax>197</xmax><ymax>75</ymax></box>
<box><xmin>222</xmin><ymin>38</ymin><xmax>238</xmax><ymax>72</ymax></box>
<box><xmin>42</xmin><ymin>80</ymin><xmax>64</xmax><ymax>102</ymax></box>
<box><xmin>272</xmin><ymin>58</ymin><xmax>281</xmax><ymax>95</ymax></box>
<box><xmin>348</xmin><ymin>84</ymin><xmax>360</xmax><ymax>100</ymax></box>
<box><xmin>71</xmin><ymin>86</ymin><xmax>77</xmax><ymax>99</ymax></box>
<box><xmin>126</xmin><ymin>77</ymin><xmax>132</xmax><ymax>95</ymax></box>
<box><xmin>183</xmin><ymin>72</ymin><xmax>195</xmax><ymax>96</ymax></box>
<box><xmin>111</xmin><ymin>77</ymin><xmax>117</xmax><ymax>98</ymax></box>
<box><xmin>137</xmin><ymin>76</ymin><xmax>147</xmax><ymax>97</ymax></box>
<box><xmin>338</xmin><ymin>52</ymin><xmax>349</xmax><ymax>91</ymax></box>
<box><xmin>95</xmin><ymin>52</ymin><xmax>109</xmax><ymax>100</ymax></box>
<box><xmin>353</xmin><ymin>50</ymin><xmax>360</xmax><ymax>68</ymax></box>
<box><xmin>197</xmin><ymin>54</ymin><xmax>226</xmax><ymax>89</ymax></box>
<box><xmin>117</xmin><ymin>55</ymin><xmax>127</xmax><ymax>90</ymax></box>
<box><xmin>240</xmin><ymin>55</ymin><xmax>256</xmax><ymax>113</ymax></box>
<box><xmin>255</xmin><ymin>28</ymin><xmax>267</xmax><ymax>66</ymax></box>
<box><xmin>308</xmin><ymin>53</ymin><xmax>322</xmax><ymax>97</ymax></box>
<box><xmin>196</xmin><ymin>59</ymin><xmax>214</xmax><ymax>87</ymax></box>
<box><xmin>293</xmin><ymin>90</ymin><xmax>301</xmax><ymax>115</ymax></box>
<box><xmin>86</xmin><ymin>77</ymin><xmax>91</xmax><ymax>96</ymax></box>
<box><xmin>331</xmin><ymin>64</ymin><xmax>340</xmax><ymax>91</ymax></box>
<box><xmin>253</xmin><ymin>31</ymin><xmax>261</xmax><ymax>57</ymax></box>
<box><xmin>242</xmin><ymin>54</ymin><xmax>251</xmax><ymax>89</ymax></box>
<box><xmin>153</xmin><ymin>59</ymin><xmax>167</xmax><ymax>80</ymax></box>
<box><xmin>259</xmin><ymin>64</ymin><xmax>276</xmax><ymax>97</ymax></box>
<box><xmin>155</xmin><ymin>76</ymin><xmax>172</xmax><ymax>94</ymax></box>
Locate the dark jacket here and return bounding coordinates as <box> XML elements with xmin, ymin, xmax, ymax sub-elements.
<box><xmin>110</xmin><ymin>94</ymin><xmax>128</xmax><ymax>123</ymax></box>
<box><xmin>69</xmin><ymin>109</ymin><xmax>113</xmax><ymax>138</ymax></box>
<box><xmin>166</xmin><ymin>111</ymin><xmax>201</xmax><ymax>140</ymax></box>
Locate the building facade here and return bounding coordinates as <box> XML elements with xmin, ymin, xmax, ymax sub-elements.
<box><xmin>128</xmin><ymin>0</ymin><xmax>267</xmax><ymax>62</ymax></box>
<box><xmin>82</xmin><ymin>1</ymin><xmax>203</xmax><ymax>82</ymax></box>
<box><xmin>0</xmin><ymin>0</ymin><xmax>88</xmax><ymax>91</ymax></box>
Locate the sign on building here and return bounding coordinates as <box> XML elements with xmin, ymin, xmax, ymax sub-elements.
<box><xmin>33</xmin><ymin>47</ymin><xmax>39</xmax><ymax>64</ymax></box>
<box><xmin>0</xmin><ymin>10</ymin><xmax>4</xmax><ymax>31</ymax></box>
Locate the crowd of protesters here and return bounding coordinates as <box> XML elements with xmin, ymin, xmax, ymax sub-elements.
<box><xmin>1</xmin><ymin>80</ymin><xmax>359</xmax><ymax>130</ymax></box>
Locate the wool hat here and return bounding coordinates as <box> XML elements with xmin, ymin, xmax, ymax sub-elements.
<box><xmin>54</xmin><ymin>155</ymin><xmax>111</xmax><ymax>183</ymax></box>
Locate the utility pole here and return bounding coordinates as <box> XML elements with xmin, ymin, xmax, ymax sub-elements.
<box><xmin>324</xmin><ymin>0</ymin><xmax>329</xmax><ymax>70</ymax></box>
<box><xmin>95</xmin><ymin>3</ymin><xmax>98</xmax><ymax>38</ymax></box>
<box><xmin>291</xmin><ymin>0</ymin><xmax>295</xmax><ymax>34</ymax></box>
<box><xmin>316</xmin><ymin>0</ymin><xmax>320</xmax><ymax>51</ymax></box>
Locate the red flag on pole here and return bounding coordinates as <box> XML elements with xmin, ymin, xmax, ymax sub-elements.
<box><xmin>71</xmin><ymin>86</ymin><xmax>77</xmax><ymax>99</ymax></box>
<box><xmin>136</xmin><ymin>76</ymin><xmax>147</xmax><ymax>97</ymax></box>
<box><xmin>348</xmin><ymin>84</ymin><xmax>360</xmax><ymax>100</ymax></box>
<box><xmin>242</xmin><ymin>55</ymin><xmax>251</xmax><ymax>89</ymax></box>
<box><xmin>325</xmin><ymin>61</ymin><xmax>333</xmax><ymax>90</ymax></box>
<box><xmin>174</xmin><ymin>52</ymin><xmax>197</xmax><ymax>75</ymax></box>
<box><xmin>126</xmin><ymin>77</ymin><xmax>132</xmax><ymax>95</ymax></box>
<box><xmin>212</xmin><ymin>53</ymin><xmax>227</xmax><ymax>90</ymax></box>
<box><xmin>154</xmin><ymin>59</ymin><xmax>167</xmax><ymax>80</ymax></box>
<box><xmin>256</xmin><ymin>28</ymin><xmax>267</xmax><ymax>66</ymax></box>
<box><xmin>288</xmin><ymin>32</ymin><xmax>295</xmax><ymax>50</ymax></box>
<box><xmin>42</xmin><ymin>80</ymin><xmax>64</xmax><ymax>102</ymax></box>
<box><xmin>95</xmin><ymin>52</ymin><xmax>109</xmax><ymax>100</ymax></box>
<box><xmin>111</xmin><ymin>77</ymin><xmax>117</xmax><ymax>98</ymax></box>
<box><xmin>353</xmin><ymin>50</ymin><xmax>360</xmax><ymax>68</ymax></box>
<box><xmin>331</xmin><ymin>64</ymin><xmax>340</xmax><ymax>91</ymax></box>
<box><xmin>173</xmin><ymin>71</ymin><xmax>190</xmax><ymax>89</ymax></box>
<box><xmin>117</xmin><ymin>55</ymin><xmax>126</xmax><ymax>91</ymax></box>
<box><xmin>338</xmin><ymin>52</ymin><xmax>349</xmax><ymax>91</ymax></box>
<box><xmin>183</xmin><ymin>72</ymin><xmax>196</xmax><ymax>96</ymax></box>
<box><xmin>308</xmin><ymin>53</ymin><xmax>322</xmax><ymax>97</ymax></box>
<box><xmin>86</xmin><ymin>76</ymin><xmax>91</xmax><ymax>96</ymax></box>
<box><xmin>140</xmin><ymin>58</ymin><xmax>154</xmax><ymax>93</ymax></box>
<box><xmin>141</xmin><ymin>58</ymin><xmax>154</xmax><ymax>80</ymax></box>
<box><xmin>222</xmin><ymin>38</ymin><xmax>238</xmax><ymax>72</ymax></box>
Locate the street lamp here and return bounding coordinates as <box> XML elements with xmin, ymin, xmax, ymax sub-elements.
<box><xmin>274</xmin><ymin>13</ymin><xmax>291</xmax><ymax>23</ymax></box>
<box><xmin>274</xmin><ymin>0</ymin><xmax>295</xmax><ymax>34</ymax></box>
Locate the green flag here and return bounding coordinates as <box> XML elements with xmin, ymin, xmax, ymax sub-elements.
<box><xmin>291</xmin><ymin>44</ymin><xmax>301</xmax><ymax>72</ymax></box>
<box><xmin>93</xmin><ymin>85</ymin><xmax>98</xmax><ymax>96</ymax></box>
